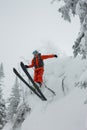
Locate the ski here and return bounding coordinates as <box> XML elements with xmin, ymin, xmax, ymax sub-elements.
<box><xmin>20</xmin><ymin>62</ymin><xmax>47</xmax><ymax>101</ymax></box>
<box><xmin>13</xmin><ymin>68</ymin><xmax>45</xmax><ymax>101</ymax></box>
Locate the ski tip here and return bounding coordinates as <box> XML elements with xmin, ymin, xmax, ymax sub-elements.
<box><xmin>20</xmin><ymin>61</ymin><xmax>24</xmax><ymax>67</ymax></box>
<box><xmin>13</xmin><ymin>68</ymin><xmax>17</xmax><ymax>75</ymax></box>
<box><xmin>13</xmin><ymin>68</ymin><xmax>16</xmax><ymax>72</ymax></box>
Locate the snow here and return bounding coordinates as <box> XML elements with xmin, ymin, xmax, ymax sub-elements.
<box><xmin>2</xmin><ymin>122</ymin><xmax>13</xmax><ymax>130</ymax></box>
<box><xmin>22</xmin><ymin>88</ymin><xmax>87</xmax><ymax>130</ymax></box>
<box><xmin>21</xmin><ymin>56</ymin><xmax>87</xmax><ymax>130</ymax></box>
<box><xmin>3</xmin><ymin>56</ymin><xmax>87</xmax><ymax>130</ymax></box>
<box><xmin>79</xmin><ymin>70</ymin><xmax>87</xmax><ymax>82</ymax></box>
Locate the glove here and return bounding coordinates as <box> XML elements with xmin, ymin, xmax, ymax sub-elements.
<box><xmin>54</xmin><ymin>54</ymin><xmax>58</xmax><ymax>58</ymax></box>
<box><xmin>25</xmin><ymin>65</ymin><xmax>29</xmax><ymax>68</ymax></box>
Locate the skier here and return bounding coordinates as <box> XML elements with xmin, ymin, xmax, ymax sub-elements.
<box><xmin>25</xmin><ymin>50</ymin><xmax>58</xmax><ymax>87</ymax></box>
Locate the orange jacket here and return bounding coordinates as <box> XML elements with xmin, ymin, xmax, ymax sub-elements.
<box><xmin>28</xmin><ymin>54</ymin><xmax>55</xmax><ymax>68</ymax></box>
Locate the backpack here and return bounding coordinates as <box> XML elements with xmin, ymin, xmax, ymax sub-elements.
<box><xmin>34</xmin><ymin>53</ymin><xmax>44</xmax><ymax>68</ymax></box>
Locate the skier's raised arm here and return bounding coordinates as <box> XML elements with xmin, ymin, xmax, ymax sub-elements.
<box><xmin>41</xmin><ymin>54</ymin><xmax>58</xmax><ymax>60</ymax></box>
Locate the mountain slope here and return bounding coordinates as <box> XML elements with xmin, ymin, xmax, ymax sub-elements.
<box><xmin>3</xmin><ymin>56</ymin><xmax>87</xmax><ymax>130</ymax></box>
<box><xmin>21</xmin><ymin>56</ymin><xmax>87</xmax><ymax>130</ymax></box>
<box><xmin>22</xmin><ymin>88</ymin><xmax>87</xmax><ymax>130</ymax></box>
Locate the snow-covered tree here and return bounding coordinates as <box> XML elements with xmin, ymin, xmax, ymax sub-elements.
<box><xmin>0</xmin><ymin>63</ymin><xmax>4</xmax><ymax>83</ymax></box>
<box><xmin>0</xmin><ymin>63</ymin><xmax>6</xmax><ymax>130</ymax></box>
<box><xmin>0</xmin><ymin>63</ymin><xmax>5</xmax><ymax>101</ymax></box>
<box><xmin>52</xmin><ymin>0</ymin><xmax>87</xmax><ymax>58</ymax></box>
<box><xmin>0</xmin><ymin>100</ymin><xmax>6</xmax><ymax>130</ymax></box>
<box><xmin>0</xmin><ymin>85</ymin><xmax>6</xmax><ymax>130</ymax></box>
<box><xmin>7</xmin><ymin>77</ymin><xmax>20</xmax><ymax>120</ymax></box>
<box><xmin>12</xmin><ymin>102</ymin><xmax>31</xmax><ymax>129</ymax></box>
<box><xmin>0</xmin><ymin>87</ymin><xmax>3</xmax><ymax>99</ymax></box>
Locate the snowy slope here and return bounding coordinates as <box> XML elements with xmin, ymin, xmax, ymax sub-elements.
<box><xmin>44</xmin><ymin>56</ymin><xmax>87</xmax><ymax>98</ymax></box>
<box><xmin>21</xmin><ymin>56</ymin><xmax>87</xmax><ymax>130</ymax></box>
<box><xmin>3</xmin><ymin>56</ymin><xmax>87</xmax><ymax>130</ymax></box>
<box><xmin>22</xmin><ymin>88</ymin><xmax>87</xmax><ymax>130</ymax></box>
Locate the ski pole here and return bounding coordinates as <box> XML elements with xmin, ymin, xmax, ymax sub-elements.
<box><xmin>44</xmin><ymin>83</ymin><xmax>56</xmax><ymax>95</ymax></box>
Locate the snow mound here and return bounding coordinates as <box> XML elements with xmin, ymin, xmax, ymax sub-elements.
<box><xmin>21</xmin><ymin>56</ymin><xmax>87</xmax><ymax>130</ymax></box>
<box><xmin>3</xmin><ymin>56</ymin><xmax>87</xmax><ymax>130</ymax></box>
<box><xmin>22</xmin><ymin>88</ymin><xmax>87</xmax><ymax>130</ymax></box>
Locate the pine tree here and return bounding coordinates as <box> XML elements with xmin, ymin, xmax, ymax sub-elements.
<box><xmin>0</xmin><ymin>87</ymin><xmax>3</xmax><ymax>99</ymax></box>
<box><xmin>0</xmin><ymin>63</ymin><xmax>4</xmax><ymax>79</ymax></box>
<box><xmin>12</xmin><ymin>102</ymin><xmax>31</xmax><ymax>129</ymax></box>
<box><xmin>0</xmin><ymin>100</ymin><xmax>6</xmax><ymax>130</ymax></box>
<box><xmin>53</xmin><ymin>0</ymin><xmax>87</xmax><ymax>58</ymax></box>
<box><xmin>7</xmin><ymin>77</ymin><xmax>20</xmax><ymax>120</ymax></box>
<box><xmin>0</xmin><ymin>63</ymin><xmax>6</xmax><ymax>130</ymax></box>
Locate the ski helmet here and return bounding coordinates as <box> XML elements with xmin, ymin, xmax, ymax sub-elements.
<box><xmin>32</xmin><ymin>50</ymin><xmax>38</xmax><ymax>55</ymax></box>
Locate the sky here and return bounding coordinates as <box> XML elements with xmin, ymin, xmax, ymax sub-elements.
<box><xmin>0</xmin><ymin>0</ymin><xmax>80</xmax><ymax>97</ymax></box>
